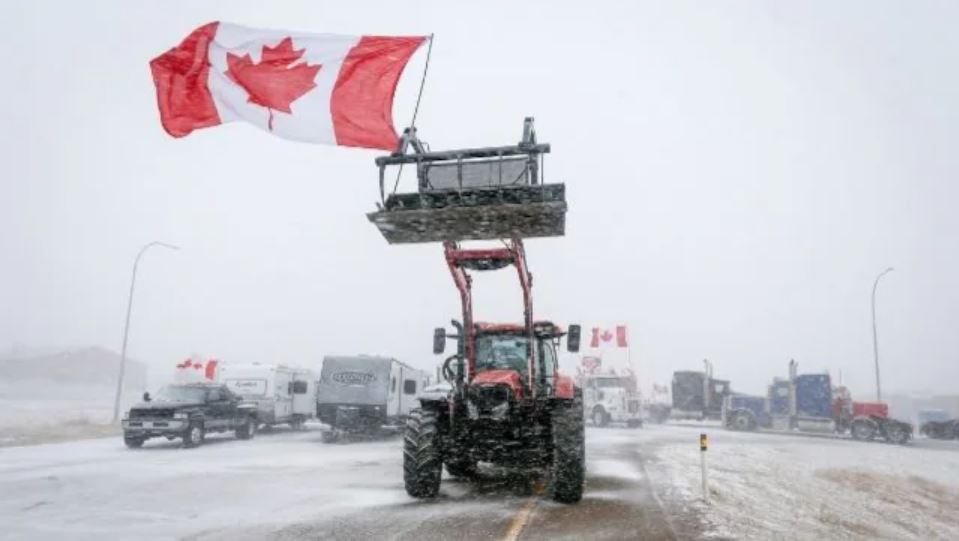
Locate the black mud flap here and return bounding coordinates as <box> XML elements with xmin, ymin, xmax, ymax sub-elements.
<box><xmin>368</xmin><ymin>184</ymin><xmax>566</xmax><ymax>244</ymax></box>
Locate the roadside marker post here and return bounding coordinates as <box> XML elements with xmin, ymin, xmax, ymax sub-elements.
<box><xmin>700</xmin><ymin>433</ymin><xmax>709</xmax><ymax>503</ymax></box>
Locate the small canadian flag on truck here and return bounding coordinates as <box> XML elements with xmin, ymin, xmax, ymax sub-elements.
<box><xmin>590</xmin><ymin>326</ymin><xmax>629</xmax><ymax>348</ymax></box>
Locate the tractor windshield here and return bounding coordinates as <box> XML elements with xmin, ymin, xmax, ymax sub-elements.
<box><xmin>475</xmin><ymin>334</ymin><xmax>529</xmax><ymax>376</ymax></box>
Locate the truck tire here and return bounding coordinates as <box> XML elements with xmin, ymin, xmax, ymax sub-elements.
<box><xmin>551</xmin><ymin>394</ymin><xmax>585</xmax><ymax>504</ymax></box>
<box><xmin>730</xmin><ymin>411</ymin><xmax>754</xmax><ymax>432</ymax></box>
<box><xmin>445</xmin><ymin>459</ymin><xmax>478</xmax><ymax>478</ymax></box>
<box><xmin>182</xmin><ymin>422</ymin><xmax>205</xmax><ymax>448</ymax></box>
<box><xmin>404</xmin><ymin>408</ymin><xmax>442</xmax><ymax>498</ymax></box>
<box><xmin>883</xmin><ymin>422</ymin><xmax>910</xmax><ymax>445</ymax></box>
<box><xmin>235</xmin><ymin>416</ymin><xmax>257</xmax><ymax>440</ymax></box>
<box><xmin>592</xmin><ymin>407</ymin><xmax>609</xmax><ymax>428</ymax></box>
<box><xmin>851</xmin><ymin>419</ymin><xmax>876</xmax><ymax>441</ymax></box>
<box><xmin>124</xmin><ymin>435</ymin><xmax>145</xmax><ymax>449</ymax></box>
<box><xmin>290</xmin><ymin>416</ymin><xmax>306</xmax><ymax>431</ymax></box>
<box><xmin>626</xmin><ymin>419</ymin><xmax>643</xmax><ymax>429</ymax></box>
<box><xmin>321</xmin><ymin>429</ymin><xmax>339</xmax><ymax>443</ymax></box>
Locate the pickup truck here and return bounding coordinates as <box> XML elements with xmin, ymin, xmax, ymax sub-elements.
<box><xmin>121</xmin><ymin>383</ymin><xmax>258</xmax><ymax>448</ymax></box>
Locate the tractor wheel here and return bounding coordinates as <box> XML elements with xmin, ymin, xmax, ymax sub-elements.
<box><xmin>592</xmin><ymin>407</ymin><xmax>609</xmax><ymax>428</ymax></box>
<box><xmin>182</xmin><ymin>422</ymin><xmax>205</xmax><ymax>449</ymax></box>
<box><xmin>851</xmin><ymin>419</ymin><xmax>876</xmax><ymax>441</ymax></box>
<box><xmin>731</xmin><ymin>412</ymin><xmax>754</xmax><ymax>432</ymax></box>
<box><xmin>883</xmin><ymin>422</ymin><xmax>910</xmax><ymax>445</ymax></box>
<box><xmin>445</xmin><ymin>458</ymin><xmax>478</xmax><ymax>478</ymax></box>
<box><xmin>235</xmin><ymin>416</ymin><xmax>257</xmax><ymax>440</ymax></box>
<box><xmin>551</xmin><ymin>394</ymin><xmax>585</xmax><ymax>504</ymax></box>
<box><xmin>404</xmin><ymin>408</ymin><xmax>442</xmax><ymax>498</ymax></box>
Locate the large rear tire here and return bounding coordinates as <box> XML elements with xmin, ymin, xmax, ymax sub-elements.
<box><xmin>551</xmin><ymin>394</ymin><xmax>585</xmax><ymax>504</ymax></box>
<box><xmin>404</xmin><ymin>408</ymin><xmax>442</xmax><ymax>498</ymax></box>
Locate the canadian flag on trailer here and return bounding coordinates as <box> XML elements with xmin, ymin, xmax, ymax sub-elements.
<box><xmin>150</xmin><ymin>22</ymin><xmax>427</xmax><ymax>150</ymax></box>
<box><xmin>590</xmin><ymin>325</ymin><xmax>629</xmax><ymax>349</ymax></box>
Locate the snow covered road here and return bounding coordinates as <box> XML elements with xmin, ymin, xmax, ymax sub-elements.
<box><xmin>1</xmin><ymin>424</ymin><xmax>958</xmax><ymax>540</ymax></box>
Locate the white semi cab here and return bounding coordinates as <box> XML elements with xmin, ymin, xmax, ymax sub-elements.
<box><xmin>582</xmin><ymin>374</ymin><xmax>643</xmax><ymax>428</ymax></box>
<box><xmin>217</xmin><ymin>363</ymin><xmax>316</xmax><ymax>429</ymax></box>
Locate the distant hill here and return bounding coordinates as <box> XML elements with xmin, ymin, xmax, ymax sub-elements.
<box><xmin>0</xmin><ymin>347</ymin><xmax>147</xmax><ymax>390</ymax></box>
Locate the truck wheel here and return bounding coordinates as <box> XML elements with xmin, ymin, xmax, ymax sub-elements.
<box><xmin>445</xmin><ymin>459</ymin><xmax>477</xmax><ymax>478</ymax></box>
<box><xmin>290</xmin><ymin>416</ymin><xmax>306</xmax><ymax>431</ymax></box>
<box><xmin>182</xmin><ymin>422</ymin><xmax>205</xmax><ymax>448</ymax></box>
<box><xmin>851</xmin><ymin>419</ymin><xmax>876</xmax><ymax>441</ymax></box>
<box><xmin>235</xmin><ymin>416</ymin><xmax>257</xmax><ymax>440</ymax></box>
<box><xmin>883</xmin><ymin>423</ymin><xmax>910</xmax><ymax>445</ymax></box>
<box><xmin>321</xmin><ymin>429</ymin><xmax>339</xmax><ymax>443</ymax></box>
<box><xmin>551</xmin><ymin>394</ymin><xmax>585</xmax><ymax>504</ymax></box>
<box><xmin>592</xmin><ymin>407</ymin><xmax>609</xmax><ymax>428</ymax></box>
<box><xmin>731</xmin><ymin>412</ymin><xmax>754</xmax><ymax>431</ymax></box>
<box><xmin>626</xmin><ymin>419</ymin><xmax>643</xmax><ymax>429</ymax></box>
<box><xmin>124</xmin><ymin>435</ymin><xmax>145</xmax><ymax>449</ymax></box>
<box><xmin>404</xmin><ymin>408</ymin><xmax>442</xmax><ymax>498</ymax></box>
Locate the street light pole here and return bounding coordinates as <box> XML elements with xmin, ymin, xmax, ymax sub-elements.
<box><xmin>112</xmin><ymin>241</ymin><xmax>179</xmax><ymax>423</ymax></box>
<box><xmin>871</xmin><ymin>267</ymin><xmax>894</xmax><ymax>403</ymax></box>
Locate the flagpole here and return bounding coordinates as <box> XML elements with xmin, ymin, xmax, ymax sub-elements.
<box><xmin>391</xmin><ymin>34</ymin><xmax>434</xmax><ymax>195</ymax></box>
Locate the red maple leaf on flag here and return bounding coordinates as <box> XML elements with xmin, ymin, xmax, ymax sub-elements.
<box><xmin>225</xmin><ymin>37</ymin><xmax>321</xmax><ymax>130</ymax></box>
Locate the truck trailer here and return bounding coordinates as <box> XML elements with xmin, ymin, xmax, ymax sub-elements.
<box><xmin>217</xmin><ymin>363</ymin><xmax>317</xmax><ymax>429</ymax></box>
<box><xmin>722</xmin><ymin>360</ymin><xmax>912</xmax><ymax>444</ymax></box>
<box><xmin>317</xmin><ymin>355</ymin><xmax>429</xmax><ymax>442</ymax></box>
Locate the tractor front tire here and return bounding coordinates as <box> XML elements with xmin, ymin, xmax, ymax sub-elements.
<box><xmin>883</xmin><ymin>422</ymin><xmax>911</xmax><ymax>445</ymax></box>
<box><xmin>404</xmin><ymin>408</ymin><xmax>442</xmax><ymax>498</ymax></box>
<box><xmin>551</xmin><ymin>395</ymin><xmax>585</xmax><ymax>504</ymax></box>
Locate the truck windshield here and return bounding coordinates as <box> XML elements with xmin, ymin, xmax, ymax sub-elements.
<box><xmin>154</xmin><ymin>385</ymin><xmax>207</xmax><ymax>403</ymax></box>
<box><xmin>475</xmin><ymin>335</ymin><xmax>529</xmax><ymax>375</ymax></box>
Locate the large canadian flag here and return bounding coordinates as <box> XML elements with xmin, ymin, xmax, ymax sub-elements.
<box><xmin>590</xmin><ymin>325</ymin><xmax>629</xmax><ymax>349</ymax></box>
<box><xmin>150</xmin><ymin>22</ymin><xmax>427</xmax><ymax>150</ymax></box>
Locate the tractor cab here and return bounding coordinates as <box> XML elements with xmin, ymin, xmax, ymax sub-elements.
<box><xmin>368</xmin><ymin>118</ymin><xmax>566</xmax><ymax>244</ymax></box>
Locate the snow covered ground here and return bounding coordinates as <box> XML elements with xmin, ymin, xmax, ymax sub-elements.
<box><xmin>0</xmin><ymin>422</ymin><xmax>957</xmax><ymax>540</ymax></box>
<box><xmin>648</xmin><ymin>424</ymin><xmax>959</xmax><ymax>540</ymax></box>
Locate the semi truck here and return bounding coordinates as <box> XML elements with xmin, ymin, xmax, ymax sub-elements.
<box><xmin>580</xmin><ymin>373</ymin><xmax>643</xmax><ymax>428</ymax></box>
<box><xmin>670</xmin><ymin>361</ymin><xmax>731</xmax><ymax>421</ymax></box>
<box><xmin>722</xmin><ymin>360</ymin><xmax>913</xmax><ymax>444</ymax></box>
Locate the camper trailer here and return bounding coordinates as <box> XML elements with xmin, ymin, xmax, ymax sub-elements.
<box><xmin>217</xmin><ymin>363</ymin><xmax>316</xmax><ymax>429</ymax></box>
<box><xmin>317</xmin><ymin>356</ymin><xmax>428</xmax><ymax>442</ymax></box>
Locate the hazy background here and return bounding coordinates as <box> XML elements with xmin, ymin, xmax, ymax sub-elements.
<box><xmin>2</xmin><ymin>0</ymin><xmax>957</xmax><ymax>398</ymax></box>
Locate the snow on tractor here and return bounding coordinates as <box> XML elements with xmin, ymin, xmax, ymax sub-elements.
<box><xmin>403</xmin><ymin>240</ymin><xmax>585</xmax><ymax>503</ymax></box>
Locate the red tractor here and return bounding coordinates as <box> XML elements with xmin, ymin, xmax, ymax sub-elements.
<box><xmin>403</xmin><ymin>239</ymin><xmax>586</xmax><ymax>503</ymax></box>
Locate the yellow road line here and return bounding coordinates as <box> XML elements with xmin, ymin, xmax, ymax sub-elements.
<box><xmin>501</xmin><ymin>482</ymin><xmax>544</xmax><ymax>541</ymax></box>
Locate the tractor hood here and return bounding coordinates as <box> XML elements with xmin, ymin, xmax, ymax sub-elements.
<box><xmin>472</xmin><ymin>369</ymin><xmax>525</xmax><ymax>399</ymax></box>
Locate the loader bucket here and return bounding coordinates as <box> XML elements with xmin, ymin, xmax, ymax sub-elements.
<box><xmin>369</xmin><ymin>119</ymin><xmax>565</xmax><ymax>244</ymax></box>
<box><xmin>368</xmin><ymin>184</ymin><xmax>566</xmax><ymax>244</ymax></box>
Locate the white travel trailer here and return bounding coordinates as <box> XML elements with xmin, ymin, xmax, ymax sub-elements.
<box><xmin>317</xmin><ymin>355</ymin><xmax>429</xmax><ymax>442</ymax></box>
<box><xmin>217</xmin><ymin>363</ymin><xmax>316</xmax><ymax>429</ymax></box>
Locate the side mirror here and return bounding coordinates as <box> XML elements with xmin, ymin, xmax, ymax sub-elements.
<box><xmin>142</xmin><ymin>392</ymin><xmax>151</xmax><ymax>402</ymax></box>
<box><xmin>567</xmin><ymin>324</ymin><xmax>581</xmax><ymax>353</ymax></box>
<box><xmin>433</xmin><ymin>328</ymin><xmax>446</xmax><ymax>354</ymax></box>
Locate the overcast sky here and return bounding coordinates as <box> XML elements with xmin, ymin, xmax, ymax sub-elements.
<box><xmin>2</xmin><ymin>1</ymin><xmax>957</xmax><ymax>397</ymax></box>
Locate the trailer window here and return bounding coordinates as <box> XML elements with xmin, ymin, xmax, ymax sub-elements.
<box><xmin>403</xmin><ymin>380</ymin><xmax>417</xmax><ymax>395</ymax></box>
<box><xmin>292</xmin><ymin>381</ymin><xmax>308</xmax><ymax>394</ymax></box>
